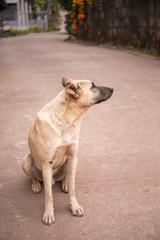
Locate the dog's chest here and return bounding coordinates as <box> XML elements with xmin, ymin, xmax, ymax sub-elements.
<box><xmin>52</xmin><ymin>144</ymin><xmax>76</xmax><ymax>169</ymax></box>
<box><xmin>62</xmin><ymin>132</ymin><xmax>74</xmax><ymax>145</ymax></box>
<box><xmin>61</xmin><ymin>125</ymin><xmax>79</xmax><ymax>145</ymax></box>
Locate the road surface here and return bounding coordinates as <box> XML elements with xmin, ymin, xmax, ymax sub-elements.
<box><xmin>0</xmin><ymin>32</ymin><xmax>160</xmax><ymax>240</ymax></box>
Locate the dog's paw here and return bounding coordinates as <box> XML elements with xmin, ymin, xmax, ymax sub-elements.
<box><xmin>43</xmin><ymin>210</ymin><xmax>55</xmax><ymax>225</ymax></box>
<box><xmin>32</xmin><ymin>181</ymin><xmax>41</xmax><ymax>194</ymax></box>
<box><xmin>71</xmin><ymin>204</ymin><xmax>84</xmax><ymax>216</ymax></box>
<box><xmin>61</xmin><ymin>179</ymin><xmax>68</xmax><ymax>193</ymax></box>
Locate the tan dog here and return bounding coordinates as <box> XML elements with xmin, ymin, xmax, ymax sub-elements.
<box><xmin>22</xmin><ymin>77</ymin><xmax>114</xmax><ymax>225</ymax></box>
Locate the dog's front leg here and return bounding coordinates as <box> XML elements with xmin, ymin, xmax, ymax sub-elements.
<box><xmin>42</xmin><ymin>163</ymin><xmax>55</xmax><ymax>225</ymax></box>
<box><xmin>67</xmin><ymin>157</ymin><xmax>84</xmax><ymax>216</ymax></box>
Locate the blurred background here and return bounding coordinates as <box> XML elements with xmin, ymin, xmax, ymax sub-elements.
<box><xmin>0</xmin><ymin>0</ymin><xmax>160</xmax><ymax>55</ymax></box>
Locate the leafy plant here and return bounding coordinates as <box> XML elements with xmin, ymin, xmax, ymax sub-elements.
<box><xmin>2</xmin><ymin>26</ymin><xmax>42</xmax><ymax>37</ymax></box>
<box><xmin>34</xmin><ymin>0</ymin><xmax>46</xmax><ymax>9</ymax></box>
<box><xmin>48</xmin><ymin>21</ymin><xmax>60</xmax><ymax>31</ymax></box>
<box><xmin>147</xmin><ymin>48</ymin><xmax>158</xmax><ymax>57</ymax></box>
<box><xmin>58</xmin><ymin>0</ymin><xmax>72</xmax><ymax>11</ymax></box>
<box><xmin>57</xmin><ymin>0</ymin><xmax>94</xmax><ymax>35</ymax></box>
<box><xmin>126</xmin><ymin>45</ymin><xmax>135</xmax><ymax>51</ymax></box>
<box><xmin>50</xmin><ymin>0</ymin><xmax>60</xmax><ymax>17</ymax></box>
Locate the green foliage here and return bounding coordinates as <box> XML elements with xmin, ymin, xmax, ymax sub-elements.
<box><xmin>29</xmin><ymin>26</ymin><xmax>42</xmax><ymax>33</ymax></box>
<box><xmin>48</xmin><ymin>21</ymin><xmax>60</xmax><ymax>31</ymax></box>
<box><xmin>65</xmin><ymin>13</ymin><xmax>72</xmax><ymax>34</ymax></box>
<box><xmin>50</xmin><ymin>0</ymin><xmax>60</xmax><ymax>17</ymax></box>
<box><xmin>147</xmin><ymin>48</ymin><xmax>158</xmax><ymax>57</ymax></box>
<box><xmin>58</xmin><ymin>0</ymin><xmax>72</xmax><ymax>11</ymax></box>
<box><xmin>2</xmin><ymin>24</ymin><xmax>61</xmax><ymax>37</ymax></box>
<box><xmin>34</xmin><ymin>0</ymin><xmax>46</xmax><ymax>8</ymax></box>
<box><xmin>2</xmin><ymin>26</ymin><xmax>42</xmax><ymax>37</ymax></box>
<box><xmin>126</xmin><ymin>45</ymin><xmax>135</xmax><ymax>51</ymax></box>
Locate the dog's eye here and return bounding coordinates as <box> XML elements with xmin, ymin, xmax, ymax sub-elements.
<box><xmin>91</xmin><ymin>83</ymin><xmax>96</xmax><ymax>89</ymax></box>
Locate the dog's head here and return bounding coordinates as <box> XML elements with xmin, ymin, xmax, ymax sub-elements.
<box><xmin>62</xmin><ymin>77</ymin><xmax>114</xmax><ymax>108</ymax></box>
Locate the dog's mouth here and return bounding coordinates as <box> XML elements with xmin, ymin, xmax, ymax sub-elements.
<box><xmin>96</xmin><ymin>98</ymin><xmax>108</xmax><ymax>104</ymax></box>
<box><xmin>95</xmin><ymin>87</ymin><xmax>114</xmax><ymax>104</ymax></box>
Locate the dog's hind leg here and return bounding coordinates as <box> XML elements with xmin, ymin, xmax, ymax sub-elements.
<box><xmin>61</xmin><ymin>177</ymin><xmax>68</xmax><ymax>193</ymax></box>
<box><xmin>22</xmin><ymin>153</ymin><xmax>42</xmax><ymax>194</ymax></box>
<box><xmin>53</xmin><ymin>164</ymin><xmax>68</xmax><ymax>193</ymax></box>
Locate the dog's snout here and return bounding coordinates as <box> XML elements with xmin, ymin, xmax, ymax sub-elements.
<box><xmin>109</xmin><ymin>88</ymin><xmax>114</xmax><ymax>93</ymax></box>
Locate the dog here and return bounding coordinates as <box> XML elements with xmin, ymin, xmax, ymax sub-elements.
<box><xmin>22</xmin><ymin>77</ymin><xmax>114</xmax><ymax>225</ymax></box>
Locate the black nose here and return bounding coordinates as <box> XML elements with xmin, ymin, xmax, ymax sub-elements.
<box><xmin>109</xmin><ymin>88</ymin><xmax>114</xmax><ymax>93</ymax></box>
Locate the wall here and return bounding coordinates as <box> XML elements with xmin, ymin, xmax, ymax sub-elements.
<box><xmin>78</xmin><ymin>0</ymin><xmax>160</xmax><ymax>54</ymax></box>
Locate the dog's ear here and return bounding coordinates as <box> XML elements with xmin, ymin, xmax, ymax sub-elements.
<box><xmin>62</xmin><ymin>77</ymin><xmax>72</xmax><ymax>87</ymax></box>
<box><xmin>61</xmin><ymin>77</ymin><xmax>79</xmax><ymax>98</ymax></box>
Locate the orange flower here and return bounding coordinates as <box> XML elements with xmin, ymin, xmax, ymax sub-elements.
<box><xmin>78</xmin><ymin>13</ymin><xmax>85</xmax><ymax>19</ymax></box>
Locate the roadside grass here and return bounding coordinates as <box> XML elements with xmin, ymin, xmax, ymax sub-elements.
<box><xmin>126</xmin><ymin>45</ymin><xmax>159</xmax><ymax>57</ymax></box>
<box><xmin>68</xmin><ymin>37</ymin><xmax>160</xmax><ymax>57</ymax></box>
<box><xmin>2</xmin><ymin>26</ymin><xmax>42</xmax><ymax>37</ymax></box>
<box><xmin>2</xmin><ymin>24</ymin><xmax>60</xmax><ymax>37</ymax></box>
<box><xmin>103</xmin><ymin>43</ymin><xmax>159</xmax><ymax>57</ymax></box>
<box><xmin>126</xmin><ymin>45</ymin><xmax>135</xmax><ymax>51</ymax></box>
<box><xmin>146</xmin><ymin>48</ymin><xmax>159</xmax><ymax>57</ymax></box>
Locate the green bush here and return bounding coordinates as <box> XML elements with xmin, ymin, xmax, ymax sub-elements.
<box><xmin>147</xmin><ymin>48</ymin><xmax>158</xmax><ymax>57</ymax></box>
<box><xmin>28</xmin><ymin>26</ymin><xmax>42</xmax><ymax>33</ymax></box>
<box><xmin>2</xmin><ymin>24</ymin><xmax>61</xmax><ymax>37</ymax></box>
<box><xmin>126</xmin><ymin>45</ymin><xmax>135</xmax><ymax>51</ymax></box>
<box><xmin>48</xmin><ymin>21</ymin><xmax>60</xmax><ymax>31</ymax></box>
<box><xmin>2</xmin><ymin>26</ymin><xmax>42</xmax><ymax>37</ymax></box>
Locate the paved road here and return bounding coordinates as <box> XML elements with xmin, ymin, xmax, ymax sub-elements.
<box><xmin>0</xmin><ymin>32</ymin><xmax>160</xmax><ymax>240</ymax></box>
